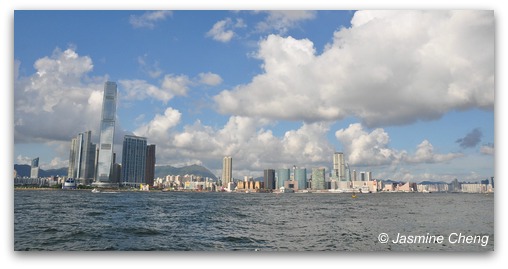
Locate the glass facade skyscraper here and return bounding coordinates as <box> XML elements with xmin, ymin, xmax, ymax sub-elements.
<box><xmin>294</xmin><ymin>168</ymin><xmax>307</xmax><ymax>190</ymax></box>
<box><xmin>311</xmin><ymin>167</ymin><xmax>326</xmax><ymax>190</ymax></box>
<box><xmin>68</xmin><ymin>130</ymin><xmax>96</xmax><ymax>184</ymax></box>
<box><xmin>94</xmin><ymin>81</ymin><xmax>118</xmax><ymax>187</ymax></box>
<box><xmin>276</xmin><ymin>168</ymin><xmax>290</xmax><ymax>189</ymax></box>
<box><xmin>263</xmin><ymin>169</ymin><xmax>275</xmax><ymax>190</ymax></box>
<box><xmin>122</xmin><ymin>135</ymin><xmax>147</xmax><ymax>185</ymax></box>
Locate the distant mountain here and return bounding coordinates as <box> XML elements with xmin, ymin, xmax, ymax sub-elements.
<box><xmin>380</xmin><ymin>179</ymin><xmax>402</xmax><ymax>184</ymax></box>
<box><xmin>155</xmin><ymin>164</ymin><xmax>217</xmax><ymax>180</ymax></box>
<box><xmin>14</xmin><ymin>163</ymin><xmax>217</xmax><ymax>180</ymax></box>
<box><xmin>14</xmin><ymin>164</ymin><xmax>68</xmax><ymax>178</ymax></box>
<box><xmin>419</xmin><ymin>181</ymin><xmax>448</xmax><ymax>185</ymax></box>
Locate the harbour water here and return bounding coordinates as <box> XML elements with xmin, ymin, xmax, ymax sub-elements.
<box><xmin>14</xmin><ymin>190</ymin><xmax>494</xmax><ymax>251</ymax></box>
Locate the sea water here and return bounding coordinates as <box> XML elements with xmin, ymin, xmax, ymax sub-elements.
<box><xmin>14</xmin><ymin>190</ymin><xmax>494</xmax><ymax>251</ymax></box>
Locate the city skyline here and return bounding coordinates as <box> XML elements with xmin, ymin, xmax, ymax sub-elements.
<box><xmin>13</xmin><ymin>10</ymin><xmax>494</xmax><ymax>183</ymax></box>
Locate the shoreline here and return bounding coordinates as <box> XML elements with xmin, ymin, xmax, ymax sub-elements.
<box><xmin>13</xmin><ymin>187</ymin><xmax>493</xmax><ymax>194</ymax></box>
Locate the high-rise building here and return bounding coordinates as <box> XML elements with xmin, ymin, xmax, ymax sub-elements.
<box><xmin>30</xmin><ymin>157</ymin><xmax>39</xmax><ymax>179</ymax></box>
<box><xmin>294</xmin><ymin>167</ymin><xmax>307</xmax><ymax>190</ymax></box>
<box><xmin>94</xmin><ymin>81</ymin><xmax>118</xmax><ymax>187</ymax></box>
<box><xmin>276</xmin><ymin>168</ymin><xmax>290</xmax><ymax>189</ymax></box>
<box><xmin>311</xmin><ymin>167</ymin><xmax>326</xmax><ymax>190</ymax></box>
<box><xmin>122</xmin><ymin>135</ymin><xmax>147</xmax><ymax>185</ymax></box>
<box><xmin>145</xmin><ymin>144</ymin><xmax>156</xmax><ymax>186</ymax></box>
<box><xmin>345</xmin><ymin>163</ymin><xmax>351</xmax><ymax>181</ymax></box>
<box><xmin>222</xmin><ymin>156</ymin><xmax>232</xmax><ymax>187</ymax></box>
<box><xmin>360</xmin><ymin>171</ymin><xmax>366</xmax><ymax>181</ymax></box>
<box><xmin>333</xmin><ymin>152</ymin><xmax>346</xmax><ymax>181</ymax></box>
<box><xmin>68</xmin><ymin>131</ymin><xmax>96</xmax><ymax>185</ymax></box>
<box><xmin>263</xmin><ymin>169</ymin><xmax>275</xmax><ymax>190</ymax></box>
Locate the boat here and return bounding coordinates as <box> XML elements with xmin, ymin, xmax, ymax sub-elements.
<box><xmin>62</xmin><ymin>178</ymin><xmax>77</xmax><ymax>190</ymax></box>
<box><xmin>91</xmin><ymin>188</ymin><xmax>100</xmax><ymax>193</ymax></box>
<box><xmin>352</xmin><ymin>192</ymin><xmax>357</xmax><ymax>198</ymax></box>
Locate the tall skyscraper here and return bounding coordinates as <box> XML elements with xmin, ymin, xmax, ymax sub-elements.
<box><xmin>311</xmin><ymin>167</ymin><xmax>326</xmax><ymax>190</ymax></box>
<box><xmin>294</xmin><ymin>167</ymin><xmax>307</xmax><ymax>190</ymax></box>
<box><xmin>333</xmin><ymin>152</ymin><xmax>346</xmax><ymax>181</ymax></box>
<box><xmin>30</xmin><ymin>157</ymin><xmax>39</xmax><ymax>179</ymax></box>
<box><xmin>145</xmin><ymin>144</ymin><xmax>156</xmax><ymax>186</ymax></box>
<box><xmin>122</xmin><ymin>135</ymin><xmax>147</xmax><ymax>185</ymax></box>
<box><xmin>263</xmin><ymin>169</ymin><xmax>275</xmax><ymax>190</ymax></box>
<box><xmin>222</xmin><ymin>156</ymin><xmax>232</xmax><ymax>187</ymax></box>
<box><xmin>68</xmin><ymin>131</ymin><xmax>96</xmax><ymax>184</ymax></box>
<box><xmin>276</xmin><ymin>168</ymin><xmax>290</xmax><ymax>189</ymax></box>
<box><xmin>94</xmin><ymin>81</ymin><xmax>118</xmax><ymax>187</ymax></box>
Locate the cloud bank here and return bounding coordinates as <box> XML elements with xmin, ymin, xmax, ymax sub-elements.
<box><xmin>214</xmin><ymin>10</ymin><xmax>494</xmax><ymax>127</ymax></box>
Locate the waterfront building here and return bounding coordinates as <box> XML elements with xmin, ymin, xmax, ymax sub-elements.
<box><xmin>294</xmin><ymin>167</ymin><xmax>307</xmax><ymax>190</ymax></box>
<box><xmin>222</xmin><ymin>156</ymin><xmax>232</xmax><ymax>187</ymax></box>
<box><xmin>351</xmin><ymin>180</ymin><xmax>377</xmax><ymax>193</ymax></box>
<box><xmin>284</xmin><ymin>180</ymin><xmax>301</xmax><ymax>191</ymax></box>
<box><xmin>30</xmin><ymin>157</ymin><xmax>39</xmax><ymax>179</ymax></box>
<box><xmin>68</xmin><ymin>131</ymin><xmax>96</xmax><ymax>185</ymax></box>
<box><xmin>145</xmin><ymin>144</ymin><xmax>156</xmax><ymax>186</ymax></box>
<box><xmin>333</xmin><ymin>152</ymin><xmax>346</xmax><ymax>181</ymax></box>
<box><xmin>311</xmin><ymin>167</ymin><xmax>326</xmax><ymax>190</ymax></box>
<box><xmin>263</xmin><ymin>169</ymin><xmax>275</xmax><ymax>190</ymax></box>
<box><xmin>360</xmin><ymin>171</ymin><xmax>366</xmax><ymax>181</ymax></box>
<box><xmin>121</xmin><ymin>135</ymin><xmax>147</xmax><ymax>185</ymax></box>
<box><xmin>94</xmin><ymin>81</ymin><xmax>118</xmax><ymax>187</ymax></box>
<box><xmin>416</xmin><ymin>183</ymin><xmax>449</xmax><ymax>193</ymax></box>
<box><xmin>461</xmin><ymin>183</ymin><xmax>491</xmax><ymax>193</ymax></box>
<box><xmin>276</xmin><ymin>168</ymin><xmax>290</xmax><ymax>189</ymax></box>
<box><xmin>352</xmin><ymin>170</ymin><xmax>357</xmax><ymax>181</ymax></box>
<box><xmin>396</xmin><ymin>182</ymin><xmax>416</xmax><ymax>192</ymax></box>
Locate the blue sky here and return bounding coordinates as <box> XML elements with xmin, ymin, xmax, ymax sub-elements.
<box><xmin>13</xmin><ymin>10</ymin><xmax>495</xmax><ymax>182</ymax></box>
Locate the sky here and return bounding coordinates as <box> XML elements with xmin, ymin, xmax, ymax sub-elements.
<box><xmin>13</xmin><ymin>9</ymin><xmax>495</xmax><ymax>183</ymax></box>
<box><xmin>3</xmin><ymin>0</ymin><xmax>507</xmax><ymax>268</ymax></box>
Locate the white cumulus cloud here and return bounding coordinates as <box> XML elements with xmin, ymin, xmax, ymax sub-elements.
<box><xmin>335</xmin><ymin>123</ymin><xmax>404</xmax><ymax>166</ymax></box>
<box><xmin>255</xmin><ymin>10</ymin><xmax>317</xmax><ymax>34</ymax></box>
<box><xmin>206</xmin><ymin>18</ymin><xmax>236</xmax><ymax>43</ymax></box>
<box><xmin>214</xmin><ymin>10</ymin><xmax>494</xmax><ymax>127</ymax></box>
<box><xmin>119</xmin><ymin>74</ymin><xmax>190</xmax><ymax>104</ymax></box>
<box><xmin>335</xmin><ymin>123</ymin><xmax>463</xmax><ymax>167</ymax></box>
<box><xmin>14</xmin><ymin>48</ymin><xmax>108</xmax><ymax>143</ymax></box>
<box><xmin>134</xmin><ymin>107</ymin><xmax>181</xmax><ymax>142</ymax></box>
<box><xmin>198</xmin><ymin>72</ymin><xmax>223</xmax><ymax>86</ymax></box>
<box><xmin>129</xmin><ymin>11</ymin><xmax>172</xmax><ymax>29</ymax></box>
<box><xmin>139</xmin><ymin>112</ymin><xmax>335</xmax><ymax>178</ymax></box>
<box><xmin>406</xmin><ymin>140</ymin><xmax>463</xmax><ymax>164</ymax></box>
